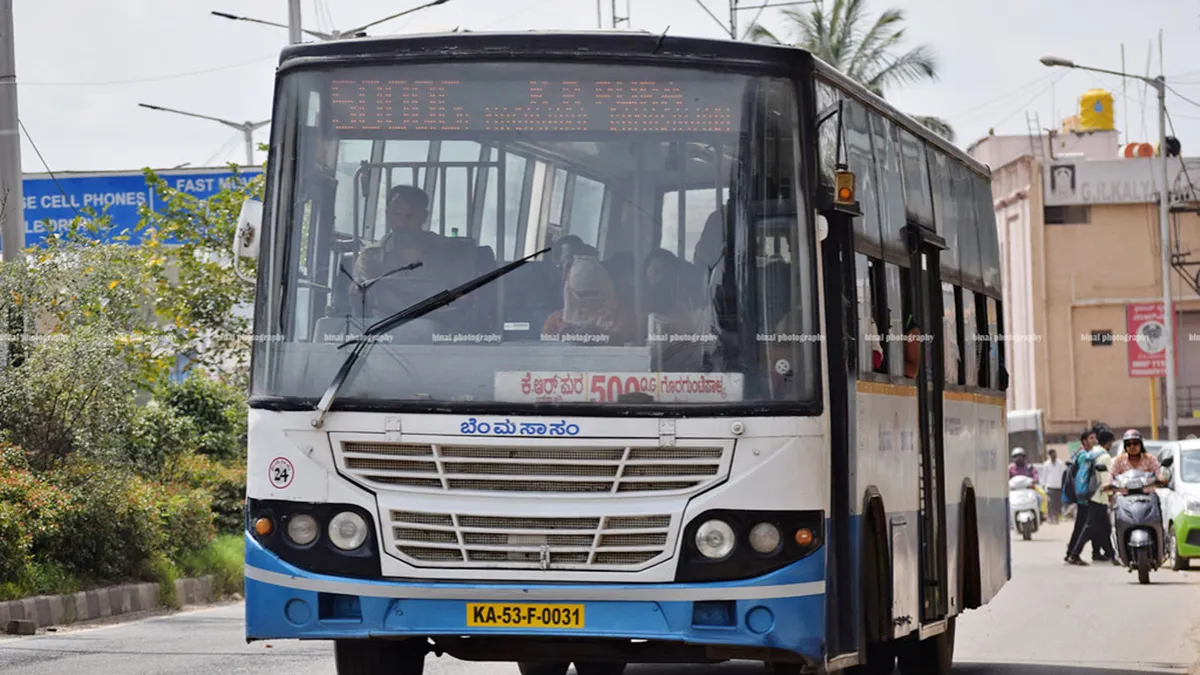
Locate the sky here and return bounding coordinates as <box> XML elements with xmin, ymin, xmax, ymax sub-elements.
<box><xmin>12</xmin><ymin>0</ymin><xmax>1200</xmax><ymax>174</ymax></box>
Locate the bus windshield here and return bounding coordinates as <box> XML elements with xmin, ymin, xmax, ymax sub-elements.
<box><xmin>252</xmin><ymin>60</ymin><xmax>818</xmax><ymax>411</ymax></box>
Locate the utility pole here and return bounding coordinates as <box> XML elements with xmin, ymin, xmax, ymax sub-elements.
<box><xmin>729</xmin><ymin>0</ymin><xmax>738</xmax><ymax>42</ymax></box>
<box><xmin>1042</xmin><ymin>53</ymin><xmax>1177</xmax><ymax>439</ymax></box>
<box><xmin>0</xmin><ymin>0</ymin><xmax>23</xmax><ymax>262</ymax></box>
<box><xmin>287</xmin><ymin>0</ymin><xmax>302</xmax><ymax>44</ymax></box>
<box><xmin>138</xmin><ymin>104</ymin><xmax>269</xmax><ymax>167</ymax></box>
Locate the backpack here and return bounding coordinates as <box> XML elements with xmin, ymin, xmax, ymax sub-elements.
<box><xmin>1065</xmin><ymin>449</ymin><xmax>1100</xmax><ymax>504</ymax></box>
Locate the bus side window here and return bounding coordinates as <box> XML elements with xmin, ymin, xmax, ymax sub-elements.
<box><xmin>884</xmin><ymin>263</ymin><xmax>906</xmax><ymax>379</ymax></box>
<box><xmin>961</xmin><ymin>288</ymin><xmax>978</xmax><ymax>388</ymax></box>
<box><xmin>942</xmin><ymin>281</ymin><xmax>959</xmax><ymax>385</ymax></box>
<box><xmin>856</xmin><ymin>254</ymin><xmax>886</xmax><ymax>375</ymax></box>
<box><xmin>986</xmin><ymin>296</ymin><xmax>1000</xmax><ymax>389</ymax></box>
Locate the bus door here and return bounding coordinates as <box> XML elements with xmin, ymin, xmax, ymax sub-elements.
<box><xmin>905</xmin><ymin>225</ymin><xmax>949</xmax><ymax>625</ymax></box>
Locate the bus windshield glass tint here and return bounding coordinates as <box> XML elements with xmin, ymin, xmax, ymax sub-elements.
<box><xmin>252</xmin><ymin>61</ymin><xmax>817</xmax><ymax>409</ymax></box>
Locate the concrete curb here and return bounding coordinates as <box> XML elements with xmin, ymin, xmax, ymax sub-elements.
<box><xmin>0</xmin><ymin>575</ymin><xmax>217</xmax><ymax>633</ymax></box>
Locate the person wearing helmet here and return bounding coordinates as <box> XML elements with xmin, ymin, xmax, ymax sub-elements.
<box><xmin>1009</xmin><ymin>447</ymin><xmax>1047</xmax><ymax>520</ymax></box>
<box><xmin>1110</xmin><ymin>428</ymin><xmax>1161</xmax><ymax>481</ymax></box>
<box><xmin>1009</xmin><ymin>447</ymin><xmax>1039</xmax><ymax>482</ymax></box>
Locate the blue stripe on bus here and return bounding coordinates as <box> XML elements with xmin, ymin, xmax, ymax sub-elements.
<box><xmin>244</xmin><ymin>533</ymin><xmax>827</xmax><ymax>659</ymax></box>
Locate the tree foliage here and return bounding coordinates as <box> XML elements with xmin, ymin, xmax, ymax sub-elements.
<box><xmin>749</xmin><ymin>0</ymin><xmax>955</xmax><ymax>142</ymax></box>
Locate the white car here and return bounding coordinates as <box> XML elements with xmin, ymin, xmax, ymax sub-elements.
<box><xmin>1156</xmin><ymin>440</ymin><xmax>1200</xmax><ymax>570</ymax></box>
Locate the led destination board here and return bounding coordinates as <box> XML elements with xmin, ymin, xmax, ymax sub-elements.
<box><xmin>330</xmin><ymin>78</ymin><xmax>738</xmax><ymax>133</ymax></box>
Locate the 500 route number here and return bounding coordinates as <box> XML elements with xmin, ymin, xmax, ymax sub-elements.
<box><xmin>465</xmin><ymin>603</ymin><xmax>584</xmax><ymax>629</ymax></box>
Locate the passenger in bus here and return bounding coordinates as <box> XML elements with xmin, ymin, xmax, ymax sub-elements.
<box><xmin>643</xmin><ymin>248</ymin><xmax>705</xmax><ymax>331</ymax></box>
<box><xmin>542</xmin><ymin>257</ymin><xmax>633</xmax><ymax>345</ymax></box>
<box><xmin>553</xmin><ymin>234</ymin><xmax>585</xmax><ymax>269</ymax></box>
<box><xmin>693</xmin><ymin>209</ymin><xmax>725</xmax><ymax>276</ymax></box>
<box><xmin>354</xmin><ymin>185</ymin><xmax>444</xmax><ymax>283</ymax></box>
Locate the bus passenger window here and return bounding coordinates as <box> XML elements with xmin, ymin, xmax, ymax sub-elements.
<box><xmin>961</xmin><ymin>288</ymin><xmax>978</xmax><ymax>387</ymax></box>
<box><xmin>895</xmin><ymin>265</ymin><xmax>920</xmax><ymax>380</ymax></box>
<box><xmin>986</xmin><ymin>297</ymin><xmax>1000</xmax><ymax>389</ymax></box>
<box><xmin>883</xmin><ymin>263</ymin><xmax>905</xmax><ymax>379</ymax></box>
<box><xmin>568</xmin><ymin>176</ymin><xmax>606</xmax><ymax>248</ymax></box>
<box><xmin>942</xmin><ymin>282</ymin><xmax>959</xmax><ymax>385</ymax></box>
<box><xmin>855</xmin><ymin>254</ymin><xmax>884</xmax><ymax>375</ymax></box>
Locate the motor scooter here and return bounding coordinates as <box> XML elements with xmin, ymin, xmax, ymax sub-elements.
<box><xmin>1009</xmin><ymin>475</ymin><xmax>1040</xmax><ymax>540</ymax></box>
<box><xmin>1101</xmin><ymin>456</ymin><xmax>1175</xmax><ymax>584</ymax></box>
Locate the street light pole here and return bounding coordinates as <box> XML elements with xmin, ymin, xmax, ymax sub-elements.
<box><xmin>1041</xmin><ymin>56</ymin><xmax>1176</xmax><ymax>439</ymax></box>
<box><xmin>287</xmin><ymin>0</ymin><xmax>302</xmax><ymax>44</ymax></box>
<box><xmin>138</xmin><ymin>103</ymin><xmax>269</xmax><ymax>168</ymax></box>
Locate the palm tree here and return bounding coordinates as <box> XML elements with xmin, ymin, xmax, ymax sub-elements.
<box><xmin>747</xmin><ymin>0</ymin><xmax>955</xmax><ymax>142</ymax></box>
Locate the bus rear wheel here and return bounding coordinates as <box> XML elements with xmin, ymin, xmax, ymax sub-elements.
<box><xmin>334</xmin><ymin>639</ymin><xmax>426</xmax><ymax>675</ymax></box>
<box><xmin>896</xmin><ymin>618</ymin><xmax>954</xmax><ymax>675</ymax></box>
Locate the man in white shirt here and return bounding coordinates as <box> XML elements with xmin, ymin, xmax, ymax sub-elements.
<box><xmin>1040</xmin><ymin>448</ymin><xmax>1069</xmax><ymax>524</ymax></box>
<box><xmin>1088</xmin><ymin>426</ymin><xmax>1117</xmax><ymax>563</ymax></box>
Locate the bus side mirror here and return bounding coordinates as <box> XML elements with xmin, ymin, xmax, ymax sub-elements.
<box><xmin>235</xmin><ymin>199</ymin><xmax>264</xmax><ymax>260</ymax></box>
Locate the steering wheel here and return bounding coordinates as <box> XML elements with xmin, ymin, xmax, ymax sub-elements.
<box><xmin>356</xmin><ymin>275</ymin><xmax>454</xmax><ymax>319</ymax></box>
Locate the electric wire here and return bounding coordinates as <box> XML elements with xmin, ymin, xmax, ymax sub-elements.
<box><xmin>17</xmin><ymin>118</ymin><xmax>81</xmax><ymax>220</ymax></box>
<box><xmin>981</xmin><ymin>70</ymin><xmax>1070</xmax><ymax>132</ymax></box>
<box><xmin>19</xmin><ymin>55</ymin><xmax>277</xmax><ymax>87</ymax></box>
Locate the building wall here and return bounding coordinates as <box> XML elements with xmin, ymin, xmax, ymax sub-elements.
<box><xmin>969</xmin><ymin>130</ymin><xmax>1118</xmax><ymax>171</ymax></box>
<box><xmin>990</xmin><ymin>156</ymin><xmax>1040</xmax><ymax>413</ymax></box>
<box><xmin>1040</xmin><ymin>201</ymin><xmax>1200</xmax><ymax>433</ymax></box>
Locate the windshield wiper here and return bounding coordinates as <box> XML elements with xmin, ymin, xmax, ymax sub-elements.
<box><xmin>310</xmin><ymin>247</ymin><xmax>550</xmax><ymax>428</ymax></box>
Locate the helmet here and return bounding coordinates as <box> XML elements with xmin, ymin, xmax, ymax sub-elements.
<box><xmin>1123</xmin><ymin>428</ymin><xmax>1143</xmax><ymax>443</ymax></box>
<box><xmin>1011</xmin><ymin>447</ymin><xmax>1027</xmax><ymax>458</ymax></box>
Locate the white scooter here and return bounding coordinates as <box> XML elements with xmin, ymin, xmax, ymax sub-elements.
<box><xmin>1009</xmin><ymin>475</ymin><xmax>1040</xmax><ymax>541</ymax></box>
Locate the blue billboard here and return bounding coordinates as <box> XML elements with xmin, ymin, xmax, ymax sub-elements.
<box><xmin>14</xmin><ymin>167</ymin><xmax>263</xmax><ymax>248</ymax></box>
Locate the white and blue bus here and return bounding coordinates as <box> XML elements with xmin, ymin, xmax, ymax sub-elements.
<box><xmin>239</xmin><ymin>30</ymin><xmax>1009</xmax><ymax>675</ymax></box>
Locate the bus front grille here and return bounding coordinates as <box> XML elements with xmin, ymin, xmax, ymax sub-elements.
<box><xmin>387</xmin><ymin>511</ymin><xmax>674</xmax><ymax>570</ymax></box>
<box><xmin>337</xmin><ymin>442</ymin><xmax>726</xmax><ymax>495</ymax></box>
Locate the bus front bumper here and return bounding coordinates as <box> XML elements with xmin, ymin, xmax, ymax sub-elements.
<box><xmin>244</xmin><ymin>534</ymin><xmax>826</xmax><ymax>663</ymax></box>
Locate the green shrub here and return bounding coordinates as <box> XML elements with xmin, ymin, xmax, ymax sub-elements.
<box><xmin>39</xmin><ymin>463</ymin><xmax>166</xmax><ymax>582</ymax></box>
<box><xmin>124</xmin><ymin>401</ymin><xmax>196</xmax><ymax>479</ymax></box>
<box><xmin>177</xmin><ymin>454</ymin><xmax>245</xmax><ymax>535</ymax></box>
<box><xmin>0</xmin><ymin>445</ymin><xmax>75</xmax><ymax>586</ymax></box>
<box><xmin>161</xmin><ymin>487</ymin><xmax>215</xmax><ymax>562</ymax></box>
<box><xmin>146</xmin><ymin>552</ymin><xmax>180</xmax><ymax>610</ymax></box>
<box><xmin>179</xmin><ymin>534</ymin><xmax>244</xmax><ymax>597</ymax></box>
<box><xmin>162</xmin><ymin>377</ymin><xmax>247</xmax><ymax>461</ymax></box>
<box><xmin>0</xmin><ymin>501</ymin><xmax>29</xmax><ymax>586</ymax></box>
<box><xmin>0</xmin><ymin>327</ymin><xmax>139</xmax><ymax>471</ymax></box>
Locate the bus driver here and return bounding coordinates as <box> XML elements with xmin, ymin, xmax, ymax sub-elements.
<box><xmin>354</xmin><ymin>185</ymin><xmax>444</xmax><ymax>284</ymax></box>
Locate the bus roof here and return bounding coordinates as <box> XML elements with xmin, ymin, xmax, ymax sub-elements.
<box><xmin>279</xmin><ymin>30</ymin><xmax>989</xmax><ymax>179</ymax></box>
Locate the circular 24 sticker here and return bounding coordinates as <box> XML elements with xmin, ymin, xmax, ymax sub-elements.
<box><xmin>268</xmin><ymin>457</ymin><xmax>295</xmax><ymax>489</ymax></box>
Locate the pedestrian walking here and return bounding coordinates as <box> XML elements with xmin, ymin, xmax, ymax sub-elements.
<box><xmin>1088</xmin><ymin>424</ymin><xmax>1116</xmax><ymax>563</ymax></box>
<box><xmin>1041</xmin><ymin>448</ymin><xmax>1068</xmax><ymax>524</ymax></box>
<box><xmin>1064</xmin><ymin>428</ymin><xmax>1103</xmax><ymax>565</ymax></box>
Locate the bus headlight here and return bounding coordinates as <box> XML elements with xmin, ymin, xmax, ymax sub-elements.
<box><xmin>695</xmin><ymin>519</ymin><xmax>736</xmax><ymax>559</ymax></box>
<box><xmin>286</xmin><ymin>514</ymin><xmax>320</xmax><ymax>546</ymax></box>
<box><xmin>329</xmin><ymin>511</ymin><xmax>369</xmax><ymax>550</ymax></box>
<box><xmin>748</xmin><ymin>522</ymin><xmax>782</xmax><ymax>554</ymax></box>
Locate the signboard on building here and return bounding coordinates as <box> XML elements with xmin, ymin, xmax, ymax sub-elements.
<box><xmin>1127</xmin><ymin>302</ymin><xmax>1168</xmax><ymax>378</ymax></box>
<box><xmin>1043</xmin><ymin>158</ymin><xmax>1200</xmax><ymax>206</ymax></box>
<box><xmin>9</xmin><ymin>167</ymin><xmax>262</xmax><ymax>248</ymax></box>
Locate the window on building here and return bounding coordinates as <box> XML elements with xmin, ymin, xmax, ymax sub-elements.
<box><xmin>1044</xmin><ymin>205</ymin><xmax>1090</xmax><ymax>224</ymax></box>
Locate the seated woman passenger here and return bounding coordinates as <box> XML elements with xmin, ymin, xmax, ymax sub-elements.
<box><xmin>542</xmin><ymin>257</ymin><xmax>634</xmax><ymax>345</ymax></box>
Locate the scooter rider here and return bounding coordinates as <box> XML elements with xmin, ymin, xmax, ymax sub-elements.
<box><xmin>1009</xmin><ymin>448</ymin><xmax>1046</xmax><ymax>518</ymax></box>
<box><xmin>1109</xmin><ymin>429</ymin><xmax>1162</xmax><ymax>487</ymax></box>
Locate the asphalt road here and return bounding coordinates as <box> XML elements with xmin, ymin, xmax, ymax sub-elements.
<box><xmin>2</xmin><ymin>523</ymin><xmax>1198</xmax><ymax>675</ymax></box>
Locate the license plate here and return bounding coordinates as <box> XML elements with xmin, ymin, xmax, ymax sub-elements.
<box><xmin>466</xmin><ymin>603</ymin><xmax>584</xmax><ymax>628</ymax></box>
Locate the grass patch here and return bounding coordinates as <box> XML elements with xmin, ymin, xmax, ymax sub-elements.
<box><xmin>178</xmin><ymin>534</ymin><xmax>243</xmax><ymax>597</ymax></box>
